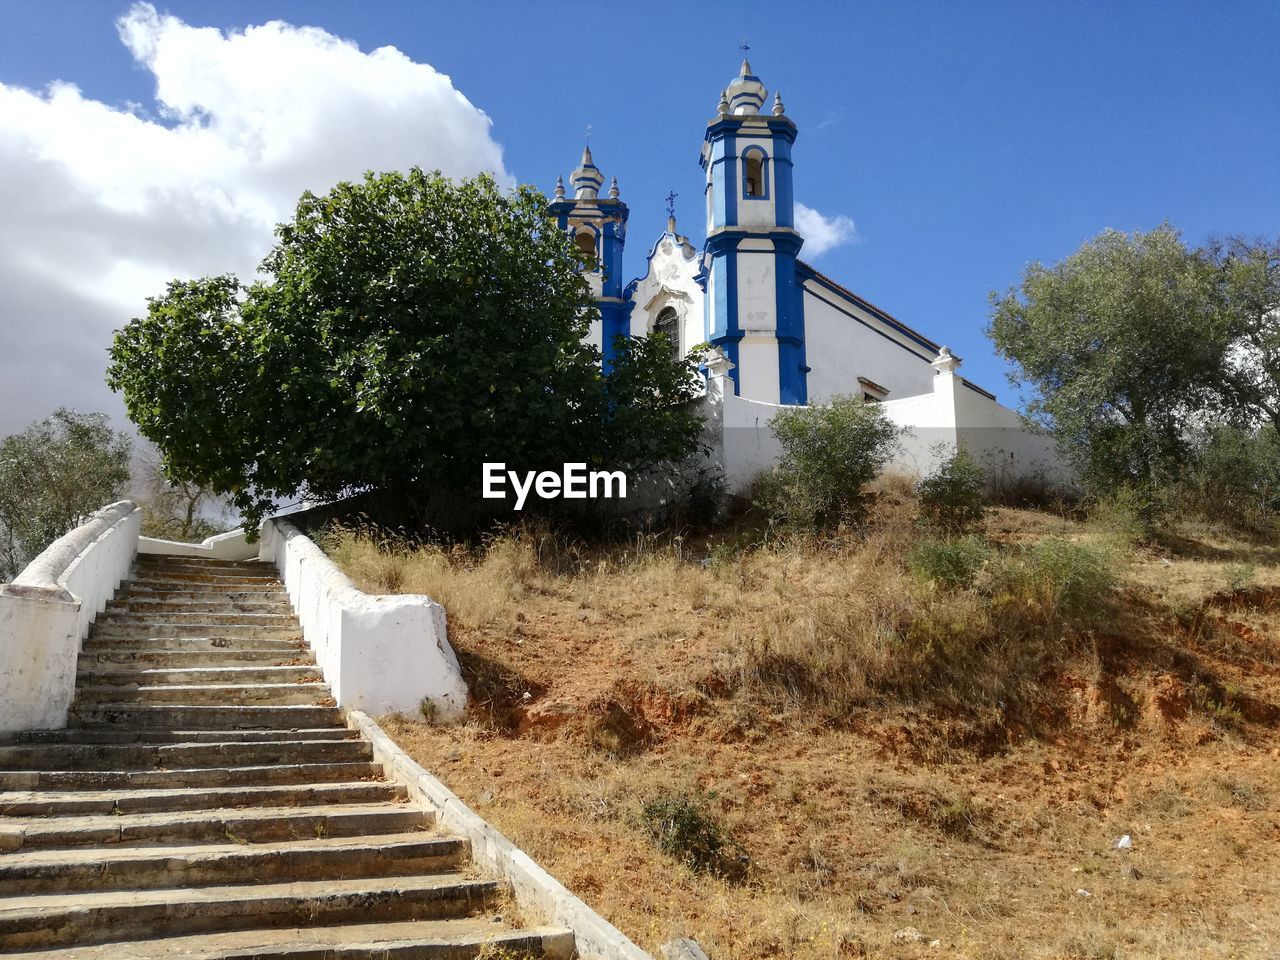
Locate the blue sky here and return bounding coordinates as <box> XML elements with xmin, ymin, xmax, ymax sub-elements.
<box><xmin>0</xmin><ymin>0</ymin><xmax>1277</xmax><ymax>427</ymax></box>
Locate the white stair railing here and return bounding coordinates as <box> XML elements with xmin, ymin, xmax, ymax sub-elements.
<box><xmin>0</xmin><ymin>500</ymin><xmax>141</xmax><ymax>731</ymax></box>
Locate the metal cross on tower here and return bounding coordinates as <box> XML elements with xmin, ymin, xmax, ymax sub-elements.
<box><xmin>739</xmin><ymin>40</ymin><xmax>750</xmax><ymax>55</ymax></box>
<box><xmin>664</xmin><ymin>191</ymin><xmax>678</xmax><ymax>219</ymax></box>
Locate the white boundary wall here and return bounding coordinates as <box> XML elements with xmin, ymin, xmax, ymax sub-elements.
<box><xmin>0</xmin><ymin>500</ymin><xmax>141</xmax><ymax>731</ymax></box>
<box><xmin>705</xmin><ymin>353</ymin><xmax>1071</xmax><ymax>493</ymax></box>
<box><xmin>258</xmin><ymin>519</ymin><xmax>468</xmax><ymax>720</ymax></box>
<box><xmin>137</xmin><ymin>528</ymin><xmax>257</xmax><ymax>560</ymax></box>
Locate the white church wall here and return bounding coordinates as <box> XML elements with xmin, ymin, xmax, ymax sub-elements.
<box><xmin>952</xmin><ymin>380</ymin><xmax>1072</xmax><ymax>490</ymax></box>
<box><xmin>625</xmin><ymin>231</ymin><xmax>705</xmax><ymax>354</ymax></box>
<box><xmin>707</xmin><ymin>365</ymin><xmax>1072</xmax><ymax>497</ymax></box>
<box><xmin>801</xmin><ymin>285</ymin><xmax>937</xmax><ymax>405</ymax></box>
<box><xmin>736</xmin><ymin>336</ymin><xmax>782</xmax><ymax>405</ymax></box>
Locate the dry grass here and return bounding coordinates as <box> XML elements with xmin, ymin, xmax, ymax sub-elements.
<box><xmin>328</xmin><ymin>501</ymin><xmax>1280</xmax><ymax>959</ymax></box>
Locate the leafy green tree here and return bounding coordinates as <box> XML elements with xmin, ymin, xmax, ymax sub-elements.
<box><xmin>1208</xmin><ymin>235</ymin><xmax>1280</xmax><ymax>431</ymax></box>
<box><xmin>108</xmin><ymin>170</ymin><xmax>705</xmax><ymax>530</ymax></box>
<box><xmin>1182</xmin><ymin>424</ymin><xmax>1280</xmax><ymax>531</ymax></box>
<box><xmin>137</xmin><ymin>451</ymin><xmax>230</xmax><ymax>543</ymax></box>
<box><xmin>988</xmin><ymin>224</ymin><xmax>1234</xmax><ymax>491</ymax></box>
<box><xmin>0</xmin><ymin>408</ymin><xmax>132</xmax><ymax>578</ymax></box>
<box><xmin>759</xmin><ymin>395</ymin><xmax>899</xmax><ymax>530</ymax></box>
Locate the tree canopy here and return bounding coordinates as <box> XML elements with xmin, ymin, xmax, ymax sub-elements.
<box><xmin>108</xmin><ymin>169</ymin><xmax>706</xmax><ymax>530</ymax></box>
<box><xmin>988</xmin><ymin>224</ymin><xmax>1237</xmax><ymax>489</ymax></box>
<box><xmin>0</xmin><ymin>408</ymin><xmax>132</xmax><ymax>579</ymax></box>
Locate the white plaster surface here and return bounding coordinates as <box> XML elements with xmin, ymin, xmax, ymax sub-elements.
<box><xmin>627</xmin><ymin>231</ymin><xmax>704</xmax><ymax>353</ymax></box>
<box><xmin>801</xmin><ymin>283</ymin><xmax>938</xmax><ymax>405</ymax></box>
<box><xmin>707</xmin><ymin>359</ymin><xmax>1073</xmax><ymax>493</ymax></box>
<box><xmin>259</xmin><ymin>520</ymin><xmax>467</xmax><ymax>720</ymax></box>
<box><xmin>0</xmin><ymin>500</ymin><xmax>140</xmax><ymax>732</ymax></box>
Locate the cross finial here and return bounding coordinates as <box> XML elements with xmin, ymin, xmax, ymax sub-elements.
<box><xmin>664</xmin><ymin>191</ymin><xmax>678</xmax><ymax>219</ymax></box>
<box><xmin>584</xmin><ymin>123</ymin><xmax>592</xmax><ymax>143</ymax></box>
<box><xmin>739</xmin><ymin>39</ymin><xmax>749</xmax><ymax>55</ymax></box>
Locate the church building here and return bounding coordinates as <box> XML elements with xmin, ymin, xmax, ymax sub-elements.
<box><xmin>551</xmin><ymin>59</ymin><xmax>1067</xmax><ymax>491</ymax></box>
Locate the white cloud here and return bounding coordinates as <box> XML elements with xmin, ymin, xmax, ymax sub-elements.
<box><xmin>0</xmin><ymin>3</ymin><xmax>510</xmax><ymax>435</ymax></box>
<box><xmin>795</xmin><ymin>202</ymin><xmax>858</xmax><ymax>258</ymax></box>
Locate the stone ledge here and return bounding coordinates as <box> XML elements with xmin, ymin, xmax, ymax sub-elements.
<box><xmin>348</xmin><ymin>709</ymin><xmax>654</xmax><ymax>960</ymax></box>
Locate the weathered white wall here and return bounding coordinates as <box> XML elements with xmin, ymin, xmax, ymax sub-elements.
<box><xmin>259</xmin><ymin>519</ymin><xmax>468</xmax><ymax>720</ymax></box>
<box><xmin>801</xmin><ymin>282</ymin><xmax>938</xmax><ymax>405</ymax></box>
<box><xmin>706</xmin><ymin>355</ymin><xmax>1072</xmax><ymax>494</ymax></box>
<box><xmin>138</xmin><ymin>528</ymin><xmax>257</xmax><ymax>560</ymax></box>
<box><xmin>626</xmin><ymin>229</ymin><xmax>704</xmax><ymax>355</ymax></box>
<box><xmin>0</xmin><ymin>500</ymin><xmax>140</xmax><ymax>732</ymax></box>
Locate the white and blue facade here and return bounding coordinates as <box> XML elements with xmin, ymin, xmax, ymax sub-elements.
<box><xmin>548</xmin><ymin>146</ymin><xmax>630</xmax><ymax>372</ymax></box>
<box><xmin>551</xmin><ymin>61</ymin><xmax>1070</xmax><ymax>491</ymax></box>
<box><xmin>556</xmin><ymin>59</ymin><xmax>956</xmax><ymax>410</ymax></box>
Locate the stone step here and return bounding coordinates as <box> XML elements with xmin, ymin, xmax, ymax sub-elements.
<box><xmin>135</xmin><ymin>560</ymin><xmax>275</xmax><ymax>576</ymax></box>
<box><xmin>0</xmin><ymin>760</ymin><xmax>382</xmax><ymax>792</ymax></box>
<box><xmin>79</xmin><ymin>648</ymin><xmax>314</xmax><ymax>669</ymax></box>
<box><xmin>0</xmin><ymin>727</ymin><xmax>353</xmax><ymax>747</ymax></box>
<box><xmin>77</xmin><ymin>665</ymin><xmax>322</xmax><ymax>687</ymax></box>
<box><xmin>81</xmin><ymin>636</ymin><xmax>308</xmax><ymax>654</ymax></box>
<box><xmin>1</xmin><ymin>801</ymin><xmax>428</xmax><ymax>851</ymax></box>
<box><xmin>0</xmin><ymin>872</ymin><xmax>501</xmax><ymax>950</ymax></box>
<box><xmin>116</xmin><ymin>586</ymin><xmax>290</xmax><ymax>603</ymax></box>
<box><xmin>75</xmin><ymin>682</ymin><xmax>331</xmax><ymax>706</ymax></box>
<box><xmin>0</xmin><ymin>779</ymin><xmax>404</xmax><ymax>817</ymax></box>
<box><xmin>0</xmin><ymin>738</ymin><xmax>370</xmax><ymax>771</ymax></box>
<box><xmin>89</xmin><ymin>622</ymin><xmax>304</xmax><ymax>640</ymax></box>
<box><xmin>0</xmin><ymin>833</ymin><xmax>466</xmax><ymax>895</ymax></box>
<box><xmin>126</xmin><ymin>570</ymin><xmax>283</xmax><ymax>586</ymax></box>
<box><xmin>68</xmin><ymin>703</ymin><xmax>343</xmax><ymax>729</ymax></box>
<box><xmin>0</xmin><ymin>918</ymin><xmax>572</xmax><ymax>959</ymax></box>
<box><xmin>106</xmin><ymin>598</ymin><xmax>292</xmax><ymax>615</ymax></box>
<box><xmin>95</xmin><ymin>611</ymin><xmax>300</xmax><ymax>628</ymax></box>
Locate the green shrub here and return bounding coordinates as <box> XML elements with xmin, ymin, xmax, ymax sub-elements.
<box><xmin>1006</xmin><ymin>538</ymin><xmax>1118</xmax><ymax>620</ymax></box>
<box><xmin>1181</xmin><ymin>425</ymin><xmax>1280</xmax><ymax>533</ymax></box>
<box><xmin>759</xmin><ymin>395</ymin><xmax>899</xmax><ymax>531</ymax></box>
<box><xmin>917</xmin><ymin>449</ymin><xmax>987</xmax><ymax>536</ymax></box>
<box><xmin>1087</xmin><ymin>487</ymin><xmax>1156</xmax><ymax>544</ymax></box>
<box><xmin>906</xmin><ymin>535</ymin><xmax>990</xmax><ymax>589</ymax></box>
<box><xmin>639</xmin><ymin>791</ymin><xmax>743</xmax><ymax>878</ymax></box>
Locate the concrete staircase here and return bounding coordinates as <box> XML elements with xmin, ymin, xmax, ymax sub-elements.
<box><xmin>0</xmin><ymin>554</ymin><xmax>571</xmax><ymax>958</ymax></box>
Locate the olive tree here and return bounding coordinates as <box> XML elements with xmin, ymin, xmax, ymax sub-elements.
<box><xmin>0</xmin><ymin>408</ymin><xmax>132</xmax><ymax>578</ymax></box>
<box><xmin>108</xmin><ymin>169</ymin><xmax>705</xmax><ymax>530</ymax></box>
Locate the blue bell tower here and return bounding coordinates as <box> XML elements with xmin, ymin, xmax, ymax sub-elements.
<box><xmin>700</xmin><ymin>59</ymin><xmax>806</xmax><ymax>404</ymax></box>
<box><xmin>549</xmin><ymin>146</ymin><xmax>630</xmax><ymax>371</ymax></box>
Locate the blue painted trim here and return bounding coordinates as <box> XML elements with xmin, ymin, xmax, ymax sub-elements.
<box><xmin>704</xmin><ymin>116</ymin><xmax>797</xmax><ymax>144</ymax></box>
<box><xmin>603</xmin><ymin>221</ymin><xmax>621</xmax><ymax>297</ymax></box>
<box><xmin>774</xmin><ymin>246</ymin><xmax>807</xmax><ymax>405</ymax></box>
<box><xmin>722</xmin><ymin>134</ymin><xmax>737</xmax><ymax>227</ymax></box>
<box><xmin>599</xmin><ymin>300</ymin><xmax>630</xmax><ymax>375</ymax></box>
<box><xmin>706</xmin><ymin>244</ymin><xmax>741</xmax><ymax>394</ymax></box>
<box><xmin>772</xmin><ymin>136</ymin><xmax>794</xmax><ymax>229</ymax></box>
<box><xmin>740</xmin><ymin>146</ymin><xmax>770</xmax><ymax>201</ymax></box>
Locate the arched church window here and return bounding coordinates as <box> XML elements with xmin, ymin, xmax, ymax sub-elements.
<box><xmin>654</xmin><ymin>307</ymin><xmax>680</xmax><ymax>359</ymax></box>
<box><xmin>744</xmin><ymin>154</ymin><xmax>764</xmax><ymax>198</ymax></box>
<box><xmin>575</xmin><ymin>230</ymin><xmax>597</xmax><ymax>262</ymax></box>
